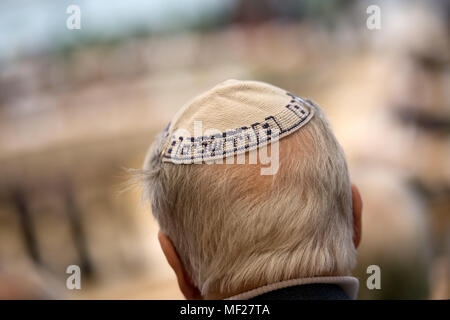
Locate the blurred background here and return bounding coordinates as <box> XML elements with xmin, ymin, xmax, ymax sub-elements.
<box><xmin>0</xmin><ymin>0</ymin><xmax>448</xmax><ymax>299</ymax></box>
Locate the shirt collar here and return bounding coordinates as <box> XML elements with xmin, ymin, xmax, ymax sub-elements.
<box><xmin>224</xmin><ymin>276</ymin><xmax>359</xmax><ymax>300</ymax></box>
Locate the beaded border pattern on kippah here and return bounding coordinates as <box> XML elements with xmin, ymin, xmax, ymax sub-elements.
<box><xmin>161</xmin><ymin>92</ymin><xmax>315</xmax><ymax>164</ymax></box>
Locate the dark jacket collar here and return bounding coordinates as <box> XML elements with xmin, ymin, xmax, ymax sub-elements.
<box><xmin>225</xmin><ymin>276</ymin><xmax>359</xmax><ymax>300</ymax></box>
<box><xmin>250</xmin><ymin>283</ymin><xmax>349</xmax><ymax>300</ymax></box>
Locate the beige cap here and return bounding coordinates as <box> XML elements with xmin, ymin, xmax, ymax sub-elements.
<box><xmin>161</xmin><ymin>79</ymin><xmax>315</xmax><ymax>164</ymax></box>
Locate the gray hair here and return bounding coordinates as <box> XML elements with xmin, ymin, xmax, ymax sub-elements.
<box><xmin>141</xmin><ymin>101</ymin><xmax>356</xmax><ymax>296</ymax></box>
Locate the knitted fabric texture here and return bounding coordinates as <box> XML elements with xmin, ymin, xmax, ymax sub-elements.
<box><xmin>161</xmin><ymin>79</ymin><xmax>316</xmax><ymax>164</ymax></box>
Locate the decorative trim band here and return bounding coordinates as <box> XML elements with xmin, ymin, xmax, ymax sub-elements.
<box><xmin>161</xmin><ymin>93</ymin><xmax>315</xmax><ymax>164</ymax></box>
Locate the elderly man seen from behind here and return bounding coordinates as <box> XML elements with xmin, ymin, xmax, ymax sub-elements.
<box><xmin>140</xmin><ymin>80</ymin><xmax>362</xmax><ymax>300</ymax></box>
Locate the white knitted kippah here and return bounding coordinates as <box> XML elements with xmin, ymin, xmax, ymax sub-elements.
<box><xmin>160</xmin><ymin>79</ymin><xmax>316</xmax><ymax>164</ymax></box>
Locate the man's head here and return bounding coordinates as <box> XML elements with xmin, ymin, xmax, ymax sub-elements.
<box><xmin>141</xmin><ymin>80</ymin><xmax>362</xmax><ymax>299</ymax></box>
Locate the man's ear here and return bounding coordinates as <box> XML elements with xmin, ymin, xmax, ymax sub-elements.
<box><xmin>351</xmin><ymin>184</ymin><xmax>362</xmax><ymax>249</ymax></box>
<box><xmin>157</xmin><ymin>231</ymin><xmax>202</xmax><ymax>300</ymax></box>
